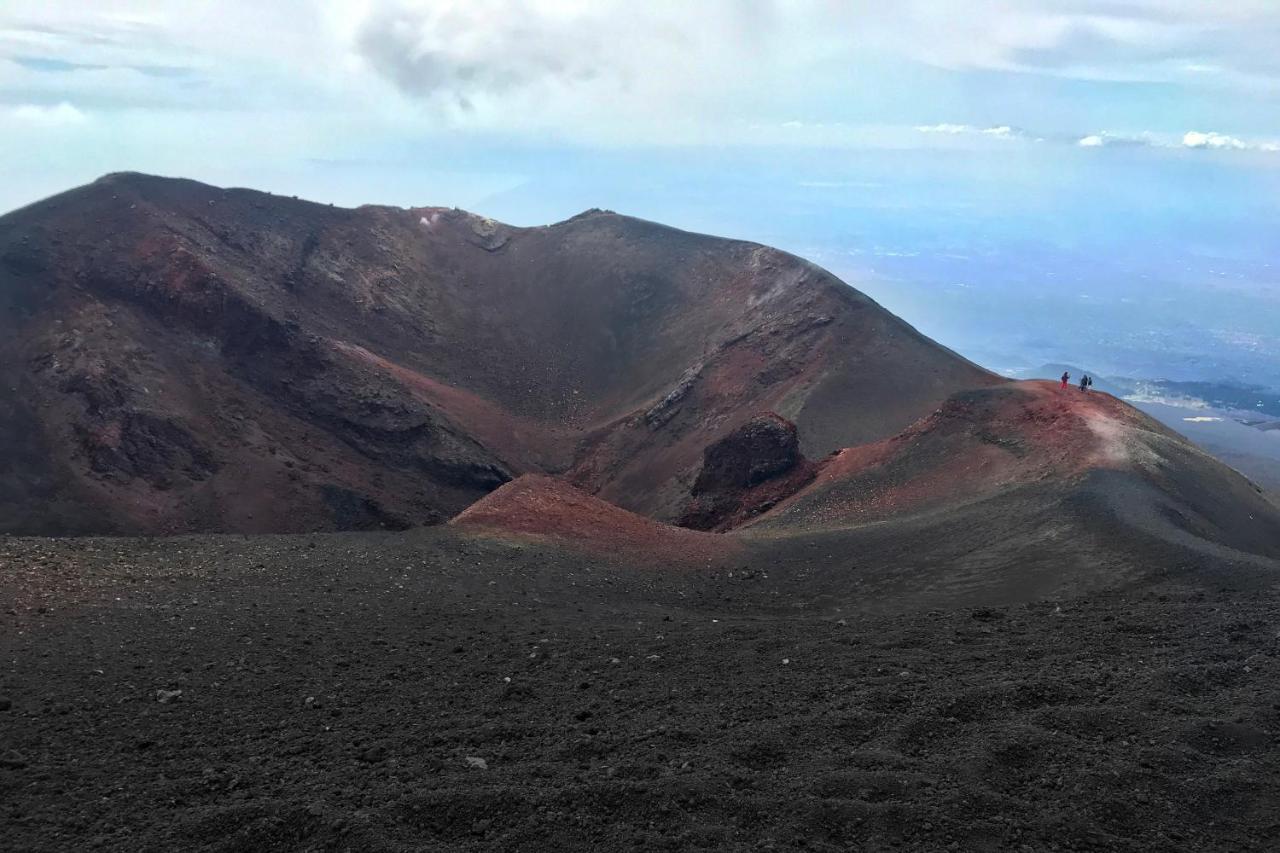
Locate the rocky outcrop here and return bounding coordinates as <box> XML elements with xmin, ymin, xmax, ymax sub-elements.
<box><xmin>693</xmin><ymin>413</ymin><xmax>802</xmax><ymax>492</ymax></box>
<box><xmin>679</xmin><ymin>414</ymin><xmax>819</xmax><ymax>531</ymax></box>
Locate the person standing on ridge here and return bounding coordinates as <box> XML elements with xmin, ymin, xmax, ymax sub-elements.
<box><xmin>1061</xmin><ymin>371</ymin><xmax>1070</xmax><ymax>390</ymax></box>
<box><xmin>1079</xmin><ymin>374</ymin><xmax>1089</xmax><ymax>392</ymax></box>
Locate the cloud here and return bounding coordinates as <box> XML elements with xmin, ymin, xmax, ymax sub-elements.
<box><xmin>1180</xmin><ymin>131</ymin><xmax>1280</xmax><ymax>152</ymax></box>
<box><xmin>12</xmin><ymin>53</ymin><xmax>196</xmax><ymax>79</ymax></box>
<box><xmin>347</xmin><ymin>2</ymin><xmax>1280</xmax><ymax>139</ymax></box>
<box><xmin>928</xmin><ymin>121</ymin><xmax>1280</xmax><ymax>155</ymax></box>
<box><xmin>353</xmin><ymin>2</ymin><xmax>609</xmax><ymax>108</ymax></box>
<box><xmin>856</xmin><ymin>1</ymin><xmax>1280</xmax><ymax>86</ymax></box>
<box><xmin>1182</xmin><ymin>130</ymin><xmax>1246</xmax><ymax>150</ymax></box>
<box><xmin>1075</xmin><ymin>131</ymin><xmax>1157</xmax><ymax>148</ymax></box>
<box><xmin>915</xmin><ymin>124</ymin><xmax>1025</xmax><ymax>138</ymax></box>
<box><xmin>7</xmin><ymin>100</ymin><xmax>87</xmax><ymax>124</ymax></box>
<box><xmin>0</xmin><ymin>3</ymin><xmax>342</xmax><ymax>113</ymax></box>
<box><xmin>13</xmin><ymin>55</ymin><xmax>106</xmax><ymax>72</ymax></box>
<box><xmin>3</xmin><ymin>1</ymin><xmax>1280</xmax><ymax>156</ymax></box>
<box><xmin>1072</xmin><ymin>128</ymin><xmax>1280</xmax><ymax>152</ymax></box>
<box><xmin>916</xmin><ymin>123</ymin><xmax>1280</xmax><ymax>153</ymax></box>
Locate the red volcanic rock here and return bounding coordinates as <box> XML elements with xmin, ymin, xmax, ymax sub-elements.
<box><xmin>0</xmin><ymin>172</ymin><xmax>995</xmax><ymax>535</ymax></box>
<box><xmin>451</xmin><ymin>475</ymin><xmax>734</xmax><ymax>565</ymax></box>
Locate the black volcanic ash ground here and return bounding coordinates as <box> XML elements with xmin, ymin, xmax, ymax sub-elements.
<box><xmin>2</xmin><ymin>531</ymin><xmax>1278</xmax><ymax>852</ymax></box>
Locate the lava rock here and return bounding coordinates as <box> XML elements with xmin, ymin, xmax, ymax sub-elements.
<box><xmin>680</xmin><ymin>413</ymin><xmax>816</xmax><ymax>531</ymax></box>
<box><xmin>693</xmin><ymin>413</ymin><xmax>801</xmax><ymax>493</ymax></box>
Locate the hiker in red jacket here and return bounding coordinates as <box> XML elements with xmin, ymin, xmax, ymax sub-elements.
<box><xmin>1061</xmin><ymin>371</ymin><xmax>1070</xmax><ymax>390</ymax></box>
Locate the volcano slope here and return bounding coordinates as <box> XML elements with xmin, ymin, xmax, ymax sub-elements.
<box><xmin>0</xmin><ymin>172</ymin><xmax>992</xmax><ymax>535</ymax></box>
<box><xmin>451</xmin><ymin>379</ymin><xmax>1280</xmax><ymax>610</ymax></box>
<box><xmin>4</xmin><ymin>381</ymin><xmax>1280</xmax><ymax>851</ymax></box>
<box><xmin>4</xmin><ymin>176</ymin><xmax>1280</xmax><ymax>851</ymax></box>
<box><xmin>3</xmin><ymin>506</ymin><xmax>1280</xmax><ymax>852</ymax></box>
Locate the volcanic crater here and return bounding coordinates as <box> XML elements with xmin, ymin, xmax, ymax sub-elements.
<box><xmin>1</xmin><ymin>173</ymin><xmax>1277</xmax><ymax>573</ymax></box>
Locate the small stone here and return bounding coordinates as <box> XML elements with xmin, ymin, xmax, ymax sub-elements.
<box><xmin>464</xmin><ymin>756</ymin><xmax>488</xmax><ymax>770</ymax></box>
<box><xmin>0</xmin><ymin>750</ymin><xmax>26</xmax><ymax>769</ymax></box>
<box><xmin>358</xmin><ymin>745</ymin><xmax>387</xmax><ymax>763</ymax></box>
<box><xmin>0</xmin><ymin>697</ymin><xmax>11</xmax><ymax>712</ymax></box>
<box><xmin>782</xmin><ymin>658</ymin><xmax>790</xmax><ymax>665</ymax></box>
<box><xmin>156</xmin><ymin>689</ymin><xmax>182</xmax><ymax>704</ymax></box>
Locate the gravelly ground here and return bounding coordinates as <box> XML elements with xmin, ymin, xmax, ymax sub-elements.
<box><xmin>2</xmin><ymin>529</ymin><xmax>1278</xmax><ymax>852</ymax></box>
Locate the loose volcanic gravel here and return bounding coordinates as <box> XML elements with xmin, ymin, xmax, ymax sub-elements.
<box><xmin>2</xmin><ymin>530</ymin><xmax>1278</xmax><ymax>852</ymax></box>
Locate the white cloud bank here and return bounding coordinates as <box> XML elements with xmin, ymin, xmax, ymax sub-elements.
<box><xmin>7</xmin><ymin>101</ymin><xmax>87</xmax><ymax>125</ymax></box>
<box><xmin>919</xmin><ymin>124</ymin><xmax>1280</xmax><ymax>153</ymax></box>
<box><xmin>341</xmin><ymin>1</ymin><xmax>1280</xmax><ymax>140</ymax></box>
<box><xmin>1184</xmin><ymin>131</ymin><xmax>1246</xmax><ymax>150</ymax></box>
<box><xmin>1180</xmin><ymin>131</ymin><xmax>1280</xmax><ymax>152</ymax></box>
<box><xmin>3</xmin><ymin>1</ymin><xmax>1280</xmax><ymax>152</ymax></box>
<box><xmin>916</xmin><ymin>124</ymin><xmax>1021</xmax><ymax>138</ymax></box>
<box><xmin>1072</xmin><ymin>129</ymin><xmax>1280</xmax><ymax>152</ymax></box>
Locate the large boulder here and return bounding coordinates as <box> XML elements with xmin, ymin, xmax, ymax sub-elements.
<box><xmin>681</xmin><ymin>414</ymin><xmax>816</xmax><ymax>531</ymax></box>
<box><xmin>693</xmin><ymin>413</ymin><xmax>802</xmax><ymax>493</ymax></box>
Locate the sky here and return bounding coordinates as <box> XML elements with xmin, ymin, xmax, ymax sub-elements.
<box><xmin>1</xmin><ymin>1</ymin><xmax>1278</xmax><ymax>386</ymax></box>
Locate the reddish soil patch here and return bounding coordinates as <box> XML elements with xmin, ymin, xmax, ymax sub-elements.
<box><xmin>329</xmin><ymin>340</ymin><xmax>570</xmax><ymax>472</ymax></box>
<box><xmin>757</xmin><ymin>380</ymin><xmax>1182</xmax><ymax>531</ymax></box>
<box><xmin>451</xmin><ymin>475</ymin><xmax>736</xmax><ymax>565</ymax></box>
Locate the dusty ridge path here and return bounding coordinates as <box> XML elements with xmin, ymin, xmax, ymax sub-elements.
<box><xmin>2</xmin><ymin>530</ymin><xmax>1279</xmax><ymax>852</ymax></box>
